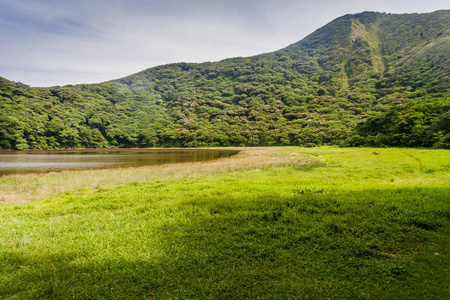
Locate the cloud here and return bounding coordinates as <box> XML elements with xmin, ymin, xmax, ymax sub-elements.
<box><xmin>0</xmin><ymin>0</ymin><xmax>448</xmax><ymax>86</ymax></box>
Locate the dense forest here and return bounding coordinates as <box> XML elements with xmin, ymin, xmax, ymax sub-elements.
<box><xmin>1</xmin><ymin>10</ymin><xmax>449</xmax><ymax>149</ymax></box>
<box><xmin>344</xmin><ymin>96</ymin><xmax>450</xmax><ymax>148</ymax></box>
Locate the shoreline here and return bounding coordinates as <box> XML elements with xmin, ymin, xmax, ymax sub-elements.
<box><xmin>0</xmin><ymin>147</ymin><xmax>243</xmax><ymax>153</ymax></box>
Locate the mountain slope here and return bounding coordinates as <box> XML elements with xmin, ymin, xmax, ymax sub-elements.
<box><xmin>1</xmin><ymin>10</ymin><xmax>449</xmax><ymax>149</ymax></box>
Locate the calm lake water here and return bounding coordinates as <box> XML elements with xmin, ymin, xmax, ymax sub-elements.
<box><xmin>0</xmin><ymin>149</ymin><xmax>239</xmax><ymax>177</ymax></box>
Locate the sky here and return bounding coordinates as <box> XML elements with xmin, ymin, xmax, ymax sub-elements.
<box><xmin>1</xmin><ymin>0</ymin><xmax>448</xmax><ymax>87</ymax></box>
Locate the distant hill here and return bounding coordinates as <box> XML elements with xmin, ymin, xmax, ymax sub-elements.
<box><xmin>1</xmin><ymin>10</ymin><xmax>449</xmax><ymax>149</ymax></box>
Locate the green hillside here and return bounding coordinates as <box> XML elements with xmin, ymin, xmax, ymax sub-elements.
<box><xmin>1</xmin><ymin>10</ymin><xmax>449</xmax><ymax>149</ymax></box>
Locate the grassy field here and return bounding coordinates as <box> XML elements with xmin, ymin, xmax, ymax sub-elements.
<box><xmin>0</xmin><ymin>147</ymin><xmax>449</xmax><ymax>299</ymax></box>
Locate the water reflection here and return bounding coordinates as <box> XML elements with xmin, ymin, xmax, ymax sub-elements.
<box><xmin>0</xmin><ymin>149</ymin><xmax>238</xmax><ymax>176</ymax></box>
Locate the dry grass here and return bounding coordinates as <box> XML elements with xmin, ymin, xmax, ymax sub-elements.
<box><xmin>0</xmin><ymin>193</ymin><xmax>28</xmax><ymax>204</ymax></box>
<box><xmin>0</xmin><ymin>148</ymin><xmax>313</xmax><ymax>204</ymax></box>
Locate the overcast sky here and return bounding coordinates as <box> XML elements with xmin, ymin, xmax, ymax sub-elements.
<box><xmin>1</xmin><ymin>0</ymin><xmax>448</xmax><ymax>87</ymax></box>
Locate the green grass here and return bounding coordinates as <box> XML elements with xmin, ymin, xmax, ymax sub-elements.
<box><xmin>0</xmin><ymin>147</ymin><xmax>449</xmax><ymax>299</ymax></box>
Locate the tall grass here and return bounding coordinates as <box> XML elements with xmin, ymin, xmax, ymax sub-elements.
<box><xmin>0</xmin><ymin>147</ymin><xmax>449</xmax><ymax>299</ymax></box>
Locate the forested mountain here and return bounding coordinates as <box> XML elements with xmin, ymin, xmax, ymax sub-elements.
<box><xmin>1</xmin><ymin>10</ymin><xmax>449</xmax><ymax>149</ymax></box>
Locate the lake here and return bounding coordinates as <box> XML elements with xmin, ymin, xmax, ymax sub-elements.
<box><xmin>0</xmin><ymin>149</ymin><xmax>239</xmax><ymax>176</ymax></box>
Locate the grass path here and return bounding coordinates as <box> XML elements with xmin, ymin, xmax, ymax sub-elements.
<box><xmin>0</xmin><ymin>147</ymin><xmax>449</xmax><ymax>299</ymax></box>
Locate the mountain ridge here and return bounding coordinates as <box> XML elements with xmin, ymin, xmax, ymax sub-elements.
<box><xmin>1</xmin><ymin>10</ymin><xmax>449</xmax><ymax>149</ymax></box>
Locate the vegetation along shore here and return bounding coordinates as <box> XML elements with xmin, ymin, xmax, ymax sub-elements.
<box><xmin>1</xmin><ymin>147</ymin><xmax>449</xmax><ymax>299</ymax></box>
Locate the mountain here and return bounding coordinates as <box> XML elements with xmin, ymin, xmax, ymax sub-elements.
<box><xmin>1</xmin><ymin>10</ymin><xmax>449</xmax><ymax>149</ymax></box>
